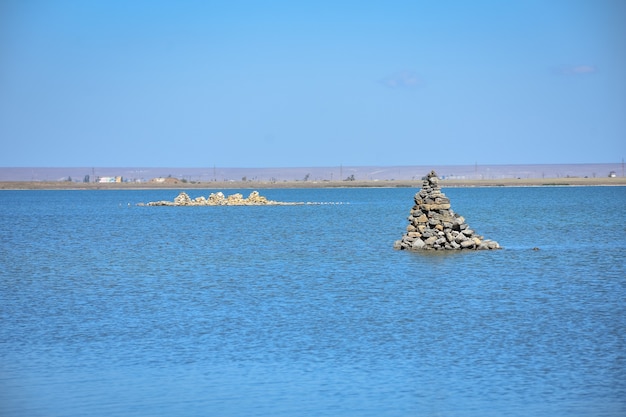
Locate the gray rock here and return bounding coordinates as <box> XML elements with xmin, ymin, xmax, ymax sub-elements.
<box><xmin>461</xmin><ymin>239</ymin><xmax>475</xmax><ymax>248</ymax></box>
<box><xmin>455</xmin><ymin>233</ymin><xmax>467</xmax><ymax>243</ymax></box>
<box><xmin>428</xmin><ymin>218</ymin><xmax>440</xmax><ymax>226</ymax></box>
<box><xmin>411</xmin><ymin>239</ymin><xmax>426</xmax><ymax>249</ymax></box>
<box><xmin>394</xmin><ymin>170</ymin><xmax>501</xmax><ymax>251</ymax></box>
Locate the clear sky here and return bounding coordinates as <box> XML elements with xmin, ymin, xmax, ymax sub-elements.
<box><xmin>1</xmin><ymin>0</ymin><xmax>624</xmax><ymax>167</ymax></box>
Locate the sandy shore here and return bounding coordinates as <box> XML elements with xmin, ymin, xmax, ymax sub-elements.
<box><xmin>1</xmin><ymin>176</ymin><xmax>625</xmax><ymax>190</ymax></box>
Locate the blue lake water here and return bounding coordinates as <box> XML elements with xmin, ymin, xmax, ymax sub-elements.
<box><xmin>1</xmin><ymin>187</ymin><xmax>625</xmax><ymax>417</ymax></box>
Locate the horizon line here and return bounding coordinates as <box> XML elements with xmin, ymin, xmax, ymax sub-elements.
<box><xmin>1</xmin><ymin>162</ymin><xmax>623</xmax><ymax>169</ymax></box>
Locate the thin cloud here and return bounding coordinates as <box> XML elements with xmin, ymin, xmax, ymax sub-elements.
<box><xmin>380</xmin><ymin>71</ymin><xmax>422</xmax><ymax>89</ymax></box>
<box><xmin>554</xmin><ymin>65</ymin><xmax>599</xmax><ymax>75</ymax></box>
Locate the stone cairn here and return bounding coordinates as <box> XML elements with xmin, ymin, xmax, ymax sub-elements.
<box><xmin>394</xmin><ymin>170</ymin><xmax>501</xmax><ymax>251</ymax></box>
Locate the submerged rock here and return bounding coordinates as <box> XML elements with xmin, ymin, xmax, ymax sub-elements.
<box><xmin>394</xmin><ymin>170</ymin><xmax>501</xmax><ymax>251</ymax></box>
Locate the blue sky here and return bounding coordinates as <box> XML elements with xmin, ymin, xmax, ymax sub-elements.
<box><xmin>1</xmin><ymin>0</ymin><xmax>624</xmax><ymax>167</ymax></box>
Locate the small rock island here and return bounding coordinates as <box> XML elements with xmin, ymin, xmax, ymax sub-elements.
<box><xmin>142</xmin><ymin>191</ymin><xmax>304</xmax><ymax>206</ymax></box>
<box><xmin>394</xmin><ymin>170</ymin><xmax>501</xmax><ymax>251</ymax></box>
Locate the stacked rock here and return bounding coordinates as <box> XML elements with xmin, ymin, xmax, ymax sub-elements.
<box><xmin>144</xmin><ymin>191</ymin><xmax>303</xmax><ymax>206</ymax></box>
<box><xmin>394</xmin><ymin>170</ymin><xmax>501</xmax><ymax>251</ymax></box>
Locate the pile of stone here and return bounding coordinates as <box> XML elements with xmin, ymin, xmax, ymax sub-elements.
<box><xmin>142</xmin><ymin>191</ymin><xmax>304</xmax><ymax>206</ymax></box>
<box><xmin>394</xmin><ymin>170</ymin><xmax>501</xmax><ymax>251</ymax></box>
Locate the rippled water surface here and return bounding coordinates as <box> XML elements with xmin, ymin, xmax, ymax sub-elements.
<box><xmin>1</xmin><ymin>187</ymin><xmax>625</xmax><ymax>416</ymax></box>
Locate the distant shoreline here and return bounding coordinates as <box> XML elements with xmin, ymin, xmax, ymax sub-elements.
<box><xmin>1</xmin><ymin>176</ymin><xmax>625</xmax><ymax>190</ymax></box>
<box><xmin>1</xmin><ymin>163</ymin><xmax>623</xmax><ymax>184</ymax></box>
